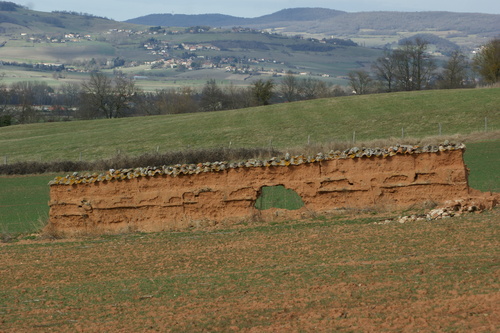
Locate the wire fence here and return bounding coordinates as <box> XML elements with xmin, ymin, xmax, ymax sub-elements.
<box><xmin>2</xmin><ymin>117</ymin><xmax>498</xmax><ymax>166</ymax></box>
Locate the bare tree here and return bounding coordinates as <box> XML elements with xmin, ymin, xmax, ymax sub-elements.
<box><xmin>225</xmin><ymin>83</ymin><xmax>253</xmax><ymax>110</ymax></box>
<box><xmin>280</xmin><ymin>72</ymin><xmax>299</xmax><ymax>102</ymax></box>
<box><xmin>438</xmin><ymin>50</ymin><xmax>472</xmax><ymax>89</ymax></box>
<box><xmin>200</xmin><ymin>79</ymin><xmax>225</xmax><ymax>111</ymax></box>
<box><xmin>9</xmin><ymin>81</ymin><xmax>54</xmax><ymax>123</ymax></box>
<box><xmin>371</xmin><ymin>38</ymin><xmax>436</xmax><ymax>91</ymax></box>
<box><xmin>79</xmin><ymin>72</ymin><xmax>138</xmax><ymax>119</ymax></box>
<box><xmin>394</xmin><ymin>38</ymin><xmax>436</xmax><ymax>91</ymax></box>
<box><xmin>58</xmin><ymin>82</ymin><xmax>81</xmax><ymax>109</ymax></box>
<box><xmin>372</xmin><ymin>52</ymin><xmax>398</xmax><ymax>92</ymax></box>
<box><xmin>0</xmin><ymin>77</ymin><xmax>12</xmax><ymax>126</ymax></box>
<box><xmin>299</xmin><ymin>78</ymin><xmax>330</xmax><ymax>100</ymax></box>
<box><xmin>347</xmin><ymin>70</ymin><xmax>373</xmax><ymax>95</ymax></box>
<box><xmin>80</xmin><ymin>72</ymin><xmax>114</xmax><ymax>118</ymax></box>
<box><xmin>113</xmin><ymin>74</ymin><xmax>137</xmax><ymax>117</ymax></box>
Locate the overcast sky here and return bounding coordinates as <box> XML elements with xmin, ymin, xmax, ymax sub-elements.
<box><xmin>18</xmin><ymin>0</ymin><xmax>500</xmax><ymax>21</ymax></box>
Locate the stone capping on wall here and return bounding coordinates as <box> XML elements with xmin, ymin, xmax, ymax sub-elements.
<box><xmin>49</xmin><ymin>142</ymin><xmax>466</xmax><ymax>186</ymax></box>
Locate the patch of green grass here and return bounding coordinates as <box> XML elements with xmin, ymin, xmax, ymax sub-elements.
<box><xmin>463</xmin><ymin>140</ymin><xmax>500</xmax><ymax>192</ymax></box>
<box><xmin>255</xmin><ymin>185</ymin><xmax>305</xmax><ymax>210</ymax></box>
<box><xmin>0</xmin><ymin>174</ymin><xmax>56</xmax><ymax>234</ymax></box>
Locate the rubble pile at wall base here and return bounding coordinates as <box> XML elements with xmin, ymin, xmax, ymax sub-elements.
<box><xmin>47</xmin><ymin>143</ymin><xmax>489</xmax><ymax>235</ymax></box>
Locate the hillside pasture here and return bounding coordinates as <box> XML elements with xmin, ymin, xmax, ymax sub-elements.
<box><xmin>0</xmin><ymin>88</ymin><xmax>498</xmax><ymax>164</ymax></box>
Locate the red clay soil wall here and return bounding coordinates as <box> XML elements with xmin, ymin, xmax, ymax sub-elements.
<box><xmin>48</xmin><ymin>148</ymin><xmax>472</xmax><ymax>235</ymax></box>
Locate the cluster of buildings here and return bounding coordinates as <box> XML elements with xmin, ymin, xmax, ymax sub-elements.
<box><xmin>19</xmin><ymin>32</ymin><xmax>92</xmax><ymax>43</ymax></box>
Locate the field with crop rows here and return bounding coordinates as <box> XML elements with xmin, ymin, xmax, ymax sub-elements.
<box><xmin>1</xmin><ymin>206</ymin><xmax>498</xmax><ymax>331</ymax></box>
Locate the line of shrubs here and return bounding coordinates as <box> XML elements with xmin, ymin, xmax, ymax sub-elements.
<box><xmin>0</xmin><ymin>147</ymin><xmax>282</xmax><ymax>175</ymax></box>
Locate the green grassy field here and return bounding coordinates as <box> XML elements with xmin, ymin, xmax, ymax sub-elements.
<box><xmin>1</xmin><ymin>88</ymin><xmax>499</xmax><ymax>163</ymax></box>
<box><xmin>0</xmin><ymin>174</ymin><xmax>54</xmax><ymax>234</ymax></box>
<box><xmin>463</xmin><ymin>141</ymin><xmax>500</xmax><ymax>193</ymax></box>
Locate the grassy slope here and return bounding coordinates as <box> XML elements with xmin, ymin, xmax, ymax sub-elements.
<box><xmin>1</xmin><ymin>88</ymin><xmax>499</xmax><ymax>163</ymax></box>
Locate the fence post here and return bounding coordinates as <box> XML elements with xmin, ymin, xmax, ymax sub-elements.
<box><xmin>307</xmin><ymin>135</ymin><xmax>310</xmax><ymax>145</ymax></box>
<box><xmin>79</xmin><ymin>152</ymin><xmax>82</xmax><ymax>161</ymax></box>
<box><xmin>3</xmin><ymin>155</ymin><xmax>6</xmax><ymax>165</ymax></box>
<box><xmin>439</xmin><ymin>123</ymin><xmax>442</xmax><ymax>136</ymax></box>
<box><xmin>352</xmin><ymin>131</ymin><xmax>356</xmax><ymax>144</ymax></box>
<box><xmin>401</xmin><ymin>127</ymin><xmax>405</xmax><ymax>139</ymax></box>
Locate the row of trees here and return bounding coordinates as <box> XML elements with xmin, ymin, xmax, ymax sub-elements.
<box><xmin>0</xmin><ymin>73</ymin><xmax>349</xmax><ymax>124</ymax></box>
<box><xmin>79</xmin><ymin>75</ymin><xmax>347</xmax><ymax>118</ymax></box>
<box><xmin>348</xmin><ymin>37</ymin><xmax>500</xmax><ymax>94</ymax></box>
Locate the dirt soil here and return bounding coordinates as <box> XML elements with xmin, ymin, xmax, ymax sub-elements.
<box><xmin>1</xmin><ymin>208</ymin><xmax>499</xmax><ymax>332</ymax></box>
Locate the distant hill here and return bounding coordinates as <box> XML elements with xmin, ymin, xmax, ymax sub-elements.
<box><xmin>125</xmin><ymin>13</ymin><xmax>245</xmax><ymax>28</ymax></box>
<box><xmin>300</xmin><ymin>11</ymin><xmax>500</xmax><ymax>36</ymax></box>
<box><xmin>127</xmin><ymin>8</ymin><xmax>500</xmax><ymax>46</ymax></box>
<box><xmin>0</xmin><ymin>2</ymin><xmax>140</xmax><ymax>35</ymax></box>
<box><xmin>248</xmin><ymin>8</ymin><xmax>346</xmax><ymax>23</ymax></box>
<box><xmin>0</xmin><ymin>3</ymin><xmax>380</xmax><ymax>81</ymax></box>
<box><xmin>125</xmin><ymin>8</ymin><xmax>346</xmax><ymax>28</ymax></box>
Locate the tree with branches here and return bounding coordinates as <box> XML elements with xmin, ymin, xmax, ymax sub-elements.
<box><xmin>347</xmin><ymin>70</ymin><xmax>373</xmax><ymax>95</ymax></box>
<box><xmin>280</xmin><ymin>72</ymin><xmax>299</xmax><ymax>102</ymax></box>
<box><xmin>80</xmin><ymin>72</ymin><xmax>138</xmax><ymax>119</ymax></box>
<box><xmin>200</xmin><ymin>79</ymin><xmax>226</xmax><ymax>111</ymax></box>
<box><xmin>252</xmin><ymin>79</ymin><xmax>274</xmax><ymax>106</ymax></box>
<box><xmin>437</xmin><ymin>50</ymin><xmax>472</xmax><ymax>89</ymax></box>
<box><xmin>473</xmin><ymin>38</ymin><xmax>500</xmax><ymax>84</ymax></box>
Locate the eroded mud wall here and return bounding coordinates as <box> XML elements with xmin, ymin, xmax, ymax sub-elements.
<box><xmin>49</xmin><ymin>148</ymin><xmax>470</xmax><ymax>235</ymax></box>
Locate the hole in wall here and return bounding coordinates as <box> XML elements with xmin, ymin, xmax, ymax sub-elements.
<box><xmin>255</xmin><ymin>185</ymin><xmax>304</xmax><ymax>210</ymax></box>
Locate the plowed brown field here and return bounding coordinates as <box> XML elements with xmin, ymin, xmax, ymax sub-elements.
<box><xmin>1</xmin><ymin>209</ymin><xmax>499</xmax><ymax>332</ymax></box>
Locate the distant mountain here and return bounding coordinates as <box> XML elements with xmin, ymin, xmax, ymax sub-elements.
<box><xmin>126</xmin><ymin>13</ymin><xmax>245</xmax><ymax>28</ymax></box>
<box><xmin>126</xmin><ymin>8</ymin><xmax>500</xmax><ymax>42</ymax></box>
<box><xmin>125</xmin><ymin>8</ymin><xmax>346</xmax><ymax>27</ymax></box>
<box><xmin>249</xmin><ymin>8</ymin><xmax>346</xmax><ymax>23</ymax></box>
<box><xmin>302</xmin><ymin>11</ymin><xmax>500</xmax><ymax>36</ymax></box>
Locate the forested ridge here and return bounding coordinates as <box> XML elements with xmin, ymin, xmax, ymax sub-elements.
<box><xmin>127</xmin><ymin>8</ymin><xmax>500</xmax><ymax>37</ymax></box>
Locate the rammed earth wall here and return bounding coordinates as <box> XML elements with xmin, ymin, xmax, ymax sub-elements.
<box><xmin>48</xmin><ymin>144</ymin><xmax>471</xmax><ymax>235</ymax></box>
